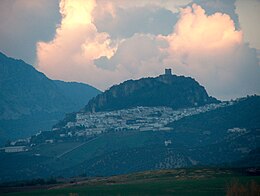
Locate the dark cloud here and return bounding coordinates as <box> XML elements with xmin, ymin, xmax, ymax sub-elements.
<box><xmin>94</xmin><ymin>56</ymin><xmax>115</xmax><ymax>71</ymax></box>
<box><xmin>94</xmin><ymin>3</ymin><xmax>260</xmax><ymax>100</ymax></box>
<box><xmin>0</xmin><ymin>0</ymin><xmax>60</xmax><ymax>65</ymax></box>
<box><xmin>93</xmin><ymin>5</ymin><xmax>178</xmax><ymax>39</ymax></box>
<box><xmin>189</xmin><ymin>0</ymin><xmax>240</xmax><ymax>29</ymax></box>
<box><xmin>95</xmin><ymin>34</ymin><xmax>166</xmax><ymax>75</ymax></box>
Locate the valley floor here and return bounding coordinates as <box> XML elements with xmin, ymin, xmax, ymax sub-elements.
<box><xmin>1</xmin><ymin>168</ymin><xmax>260</xmax><ymax>196</ymax></box>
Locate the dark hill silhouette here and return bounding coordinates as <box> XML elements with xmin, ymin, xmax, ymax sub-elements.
<box><xmin>0</xmin><ymin>52</ymin><xmax>100</xmax><ymax>143</ymax></box>
<box><xmin>84</xmin><ymin>70</ymin><xmax>219</xmax><ymax>112</ymax></box>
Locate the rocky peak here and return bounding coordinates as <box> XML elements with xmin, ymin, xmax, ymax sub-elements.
<box><xmin>84</xmin><ymin>71</ymin><xmax>219</xmax><ymax>112</ymax></box>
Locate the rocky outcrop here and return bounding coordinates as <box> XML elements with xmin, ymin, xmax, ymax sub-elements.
<box><xmin>85</xmin><ymin>73</ymin><xmax>219</xmax><ymax>112</ymax></box>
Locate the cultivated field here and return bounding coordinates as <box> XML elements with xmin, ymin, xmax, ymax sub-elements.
<box><xmin>2</xmin><ymin>168</ymin><xmax>259</xmax><ymax>196</ymax></box>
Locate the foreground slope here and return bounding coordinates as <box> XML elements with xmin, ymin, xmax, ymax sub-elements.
<box><xmin>0</xmin><ymin>52</ymin><xmax>100</xmax><ymax>143</ymax></box>
<box><xmin>1</xmin><ymin>168</ymin><xmax>260</xmax><ymax>196</ymax></box>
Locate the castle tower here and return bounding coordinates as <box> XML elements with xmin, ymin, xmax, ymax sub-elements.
<box><xmin>165</xmin><ymin>68</ymin><xmax>172</xmax><ymax>75</ymax></box>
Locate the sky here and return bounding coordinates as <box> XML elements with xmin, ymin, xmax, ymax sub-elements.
<box><xmin>0</xmin><ymin>0</ymin><xmax>259</xmax><ymax>100</ymax></box>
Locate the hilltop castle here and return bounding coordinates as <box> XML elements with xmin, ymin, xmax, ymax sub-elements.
<box><xmin>165</xmin><ymin>68</ymin><xmax>172</xmax><ymax>75</ymax></box>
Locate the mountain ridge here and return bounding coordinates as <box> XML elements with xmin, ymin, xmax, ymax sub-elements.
<box><xmin>0</xmin><ymin>52</ymin><xmax>101</xmax><ymax>143</ymax></box>
<box><xmin>84</xmin><ymin>70</ymin><xmax>219</xmax><ymax>112</ymax></box>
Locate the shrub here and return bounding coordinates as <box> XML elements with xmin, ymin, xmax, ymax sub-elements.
<box><xmin>226</xmin><ymin>179</ymin><xmax>260</xmax><ymax>196</ymax></box>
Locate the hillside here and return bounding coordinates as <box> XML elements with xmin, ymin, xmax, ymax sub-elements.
<box><xmin>84</xmin><ymin>70</ymin><xmax>219</xmax><ymax>112</ymax></box>
<box><xmin>166</xmin><ymin>95</ymin><xmax>260</xmax><ymax>165</ymax></box>
<box><xmin>0</xmin><ymin>96</ymin><xmax>259</xmax><ymax>182</ymax></box>
<box><xmin>1</xmin><ymin>168</ymin><xmax>259</xmax><ymax>195</ymax></box>
<box><xmin>0</xmin><ymin>52</ymin><xmax>101</xmax><ymax>144</ymax></box>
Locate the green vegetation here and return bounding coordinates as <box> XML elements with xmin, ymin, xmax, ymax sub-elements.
<box><xmin>2</xmin><ymin>168</ymin><xmax>260</xmax><ymax>196</ymax></box>
<box><xmin>45</xmin><ymin>131</ymin><xmax>166</xmax><ymax>173</ymax></box>
<box><xmin>169</xmin><ymin>96</ymin><xmax>260</xmax><ymax>132</ymax></box>
<box><xmin>1</xmin><ymin>96</ymin><xmax>259</xmax><ymax>183</ymax></box>
<box><xmin>84</xmin><ymin>74</ymin><xmax>218</xmax><ymax>112</ymax></box>
<box><xmin>30</xmin><ymin>142</ymin><xmax>83</xmax><ymax>157</ymax></box>
<box><xmin>0</xmin><ymin>52</ymin><xmax>100</xmax><ymax>145</ymax></box>
<box><xmin>226</xmin><ymin>179</ymin><xmax>259</xmax><ymax>196</ymax></box>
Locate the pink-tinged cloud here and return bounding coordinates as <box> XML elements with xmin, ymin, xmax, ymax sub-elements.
<box><xmin>37</xmin><ymin>0</ymin><xmax>117</xmax><ymax>88</ymax></box>
<box><xmin>37</xmin><ymin>1</ymin><xmax>259</xmax><ymax>100</ymax></box>
<box><xmin>164</xmin><ymin>4</ymin><xmax>242</xmax><ymax>55</ymax></box>
<box><xmin>160</xmin><ymin>4</ymin><xmax>259</xmax><ymax>100</ymax></box>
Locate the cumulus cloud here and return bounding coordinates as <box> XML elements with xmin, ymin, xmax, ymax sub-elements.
<box><xmin>94</xmin><ymin>3</ymin><xmax>260</xmax><ymax>99</ymax></box>
<box><xmin>163</xmin><ymin>4</ymin><xmax>242</xmax><ymax>57</ymax></box>
<box><xmin>161</xmin><ymin>4</ymin><xmax>260</xmax><ymax>100</ymax></box>
<box><xmin>95</xmin><ymin>34</ymin><xmax>167</xmax><ymax>77</ymax></box>
<box><xmin>37</xmin><ymin>1</ymin><xmax>260</xmax><ymax>100</ymax></box>
<box><xmin>37</xmin><ymin>0</ymin><xmax>118</xmax><ymax>88</ymax></box>
<box><xmin>192</xmin><ymin>0</ymin><xmax>239</xmax><ymax>29</ymax></box>
<box><xmin>37</xmin><ymin>0</ymin><xmax>170</xmax><ymax>89</ymax></box>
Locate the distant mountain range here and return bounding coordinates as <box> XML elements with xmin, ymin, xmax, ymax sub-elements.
<box><xmin>84</xmin><ymin>71</ymin><xmax>219</xmax><ymax>112</ymax></box>
<box><xmin>0</xmin><ymin>52</ymin><xmax>100</xmax><ymax>144</ymax></box>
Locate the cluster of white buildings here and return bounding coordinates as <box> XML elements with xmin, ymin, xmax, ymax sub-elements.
<box><xmin>0</xmin><ymin>146</ymin><xmax>28</xmax><ymax>153</ymax></box>
<box><xmin>1</xmin><ymin>101</ymin><xmax>236</xmax><ymax>153</ymax></box>
<box><xmin>62</xmin><ymin>102</ymin><xmax>233</xmax><ymax>137</ymax></box>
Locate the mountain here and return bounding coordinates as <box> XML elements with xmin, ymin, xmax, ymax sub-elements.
<box><xmin>48</xmin><ymin>96</ymin><xmax>260</xmax><ymax>176</ymax></box>
<box><xmin>0</xmin><ymin>58</ymin><xmax>259</xmax><ymax>182</ymax></box>
<box><xmin>0</xmin><ymin>52</ymin><xmax>101</xmax><ymax>144</ymax></box>
<box><xmin>1</xmin><ymin>96</ymin><xmax>258</xmax><ymax>182</ymax></box>
<box><xmin>84</xmin><ymin>70</ymin><xmax>219</xmax><ymax>112</ymax></box>
<box><xmin>57</xmin><ymin>97</ymin><xmax>258</xmax><ymax>177</ymax></box>
<box><xmin>166</xmin><ymin>95</ymin><xmax>260</xmax><ymax>165</ymax></box>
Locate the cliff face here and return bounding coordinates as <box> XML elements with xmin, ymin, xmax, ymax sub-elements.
<box><xmin>85</xmin><ymin>74</ymin><xmax>219</xmax><ymax>112</ymax></box>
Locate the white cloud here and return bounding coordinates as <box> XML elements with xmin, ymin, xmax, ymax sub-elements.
<box><xmin>160</xmin><ymin>4</ymin><xmax>260</xmax><ymax>100</ymax></box>
<box><xmin>36</xmin><ymin>1</ymin><xmax>260</xmax><ymax>100</ymax></box>
<box><xmin>37</xmin><ymin>0</ymin><xmax>117</xmax><ymax>88</ymax></box>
